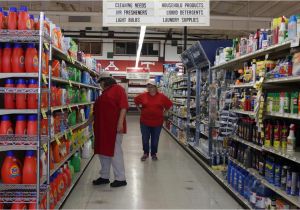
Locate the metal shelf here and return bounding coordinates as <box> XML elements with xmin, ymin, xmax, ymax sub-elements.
<box><xmin>51</xmin><ymin>102</ymin><xmax>94</xmax><ymax>112</ymax></box>
<box><xmin>169</xmin><ymin>120</ymin><xmax>184</xmax><ymax>130</ymax></box>
<box><xmin>52</xmin><ymin>46</ymin><xmax>100</xmax><ymax>77</ymax></box>
<box><xmin>211</xmin><ymin>40</ymin><xmax>292</xmax><ymax>70</ymax></box>
<box><xmin>229</xmin><ymin>83</ymin><xmax>254</xmax><ymax>88</ymax></box>
<box><xmin>264</xmin><ymin>76</ymin><xmax>300</xmax><ymax>84</ymax></box>
<box><xmin>172</xmin><ymin>101</ymin><xmax>185</xmax><ymax>106</ymax></box>
<box><xmin>51</xmin><ymin>77</ymin><xmax>100</xmax><ymax>90</ymax></box>
<box><xmin>170</xmin><ymin>111</ymin><xmax>187</xmax><ymax>119</ymax></box>
<box><xmin>163</xmin><ymin>126</ymin><xmax>186</xmax><ymax>146</ymax></box>
<box><xmin>231</xmin><ymin>136</ymin><xmax>263</xmax><ymax>151</ymax></box>
<box><xmin>0</xmin><ymin>73</ymin><xmax>39</xmax><ymax>79</ymax></box>
<box><xmin>0</xmin><ymin>87</ymin><xmax>44</xmax><ymax>94</ymax></box>
<box><xmin>0</xmin><ymin>30</ymin><xmax>51</xmax><ymax>43</ymax></box>
<box><xmin>55</xmin><ymin>154</ymin><xmax>94</xmax><ymax>209</ymax></box>
<box><xmin>262</xmin><ymin>146</ymin><xmax>300</xmax><ymax>165</ymax></box>
<box><xmin>265</xmin><ymin>112</ymin><xmax>300</xmax><ymax>120</ymax></box>
<box><xmin>188</xmin><ymin>142</ymin><xmax>211</xmax><ymax>160</ymax></box>
<box><xmin>230</xmin><ymin>109</ymin><xmax>256</xmax><ymax>117</ymax></box>
<box><xmin>173</xmin><ymin>95</ymin><xmax>189</xmax><ymax>98</ymax></box>
<box><xmin>172</xmin><ymin>78</ymin><xmax>187</xmax><ymax>83</ymax></box>
<box><xmin>173</xmin><ymin>86</ymin><xmax>188</xmax><ymax>90</ymax></box>
<box><xmin>0</xmin><ymin>109</ymin><xmax>38</xmax><ymax>115</ymax></box>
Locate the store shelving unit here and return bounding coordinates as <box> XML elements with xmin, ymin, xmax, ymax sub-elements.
<box><xmin>0</xmin><ymin>13</ymin><xmax>98</xmax><ymax>209</ymax></box>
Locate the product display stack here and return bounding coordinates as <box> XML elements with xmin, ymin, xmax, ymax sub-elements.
<box><xmin>0</xmin><ymin>6</ymin><xmax>99</xmax><ymax>209</ymax></box>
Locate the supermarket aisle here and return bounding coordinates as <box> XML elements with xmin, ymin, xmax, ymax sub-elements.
<box><xmin>63</xmin><ymin>115</ymin><xmax>241</xmax><ymax>209</ymax></box>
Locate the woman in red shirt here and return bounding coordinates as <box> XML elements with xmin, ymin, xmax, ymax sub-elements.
<box><xmin>93</xmin><ymin>73</ymin><xmax>128</xmax><ymax>187</ymax></box>
<box><xmin>134</xmin><ymin>79</ymin><xmax>173</xmax><ymax>161</ymax></box>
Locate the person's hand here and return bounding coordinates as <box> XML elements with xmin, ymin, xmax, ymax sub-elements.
<box><xmin>117</xmin><ymin>121</ymin><xmax>123</xmax><ymax>133</ymax></box>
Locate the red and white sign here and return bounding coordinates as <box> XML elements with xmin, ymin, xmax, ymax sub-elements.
<box><xmin>126</xmin><ymin>67</ymin><xmax>150</xmax><ymax>79</ymax></box>
<box><xmin>97</xmin><ymin>60</ymin><xmax>164</xmax><ymax>72</ymax></box>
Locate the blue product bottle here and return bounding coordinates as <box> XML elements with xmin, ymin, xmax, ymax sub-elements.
<box><xmin>274</xmin><ymin>163</ymin><xmax>282</xmax><ymax>187</ymax></box>
<box><xmin>286</xmin><ymin>170</ymin><xmax>292</xmax><ymax>195</ymax></box>
<box><xmin>288</xmin><ymin>15</ymin><xmax>297</xmax><ymax>41</ymax></box>
<box><xmin>238</xmin><ymin>170</ymin><xmax>246</xmax><ymax>196</ymax></box>
<box><xmin>250</xmin><ymin>179</ymin><xmax>259</xmax><ymax>207</ymax></box>
<box><xmin>227</xmin><ymin>161</ymin><xmax>232</xmax><ymax>184</ymax></box>
<box><xmin>231</xmin><ymin>166</ymin><xmax>235</xmax><ymax>187</ymax></box>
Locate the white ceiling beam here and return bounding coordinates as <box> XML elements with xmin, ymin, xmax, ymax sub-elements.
<box><xmin>254</xmin><ymin>1</ymin><xmax>281</xmax><ymax>17</ymax></box>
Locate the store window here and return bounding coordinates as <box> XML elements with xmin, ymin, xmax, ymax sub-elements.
<box><xmin>114</xmin><ymin>41</ymin><xmax>137</xmax><ymax>55</ymax></box>
<box><xmin>79</xmin><ymin>41</ymin><xmax>102</xmax><ymax>55</ymax></box>
<box><xmin>141</xmin><ymin>42</ymin><xmax>160</xmax><ymax>56</ymax></box>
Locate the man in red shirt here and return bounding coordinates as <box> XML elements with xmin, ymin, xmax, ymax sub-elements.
<box><xmin>93</xmin><ymin>72</ymin><xmax>128</xmax><ymax>187</ymax></box>
<box><xmin>134</xmin><ymin>79</ymin><xmax>173</xmax><ymax>161</ymax></box>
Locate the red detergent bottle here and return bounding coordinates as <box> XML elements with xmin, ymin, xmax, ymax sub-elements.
<box><xmin>2</xmin><ymin>43</ymin><xmax>12</xmax><ymax>73</ymax></box>
<box><xmin>0</xmin><ymin>44</ymin><xmax>3</xmax><ymax>72</ymax></box>
<box><xmin>8</xmin><ymin>7</ymin><xmax>17</xmax><ymax>30</ymax></box>
<box><xmin>16</xmin><ymin>78</ymin><xmax>27</xmax><ymax>109</ymax></box>
<box><xmin>27</xmin><ymin>79</ymin><xmax>38</xmax><ymax>109</ymax></box>
<box><xmin>29</xmin><ymin>14</ymin><xmax>34</xmax><ymax>30</ymax></box>
<box><xmin>27</xmin><ymin>114</ymin><xmax>37</xmax><ymax>135</ymax></box>
<box><xmin>12</xmin><ymin>43</ymin><xmax>25</xmax><ymax>73</ymax></box>
<box><xmin>0</xmin><ymin>115</ymin><xmax>13</xmax><ymax>135</ymax></box>
<box><xmin>22</xmin><ymin>150</ymin><xmax>42</xmax><ymax>184</ymax></box>
<box><xmin>3</xmin><ymin>11</ymin><xmax>8</xmax><ymax>29</ymax></box>
<box><xmin>15</xmin><ymin>115</ymin><xmax>27</xmax><ymax>135</ymax></box>
<box><xmin>0</xmin><ymin>7</ymin><xmax>4</xmax><ymax>29</ymax></box>
<box><xmin>57</xmin><ymin>169</ymin><xmax>66</xmax><ymax>200</ymax></box>
<box><xmin>1</xmin><ymin>151</ymin><xmax>22</xmax><ymax>184</ymax></box>
<box><xmin>50</xmin><ymin>176</ymin><xmax>57</xmax><ymax>209</ymax></box>
<box><xmin>25</xmin><ymin>43</ymin><xmax>38</xmax><ymax>72</ymax></box>
<box><xmin>11</xmin><ymin>202</ymin><xmax>27</xmax><ymax>210</ymax></box>
<box><xmin>4</xmin><ymin>79</ymin><xmax>16</xmax><ymax>109</ymax></box>
<box><xmin>18</xmin><ymin>6</ymin><xmax>30</xmax><ymax>30</ymax></box>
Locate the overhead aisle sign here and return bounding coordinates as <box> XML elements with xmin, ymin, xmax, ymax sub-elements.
<box><xmin>102</xmin><ymin>0</ymin><xmax>210</xmax><ymax>26</ymax></box>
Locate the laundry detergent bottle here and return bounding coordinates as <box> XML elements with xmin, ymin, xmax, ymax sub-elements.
<box><xmin>25</xmin><ymin>43</ymin><xmax>38</xmax><ymax>72</ymax></box>
<box><xmin>16</xmin><ymin>78</ymin><xmax>27</xmax><ymax>109</ymax></box>
<box><xmin>22</xmin><ymin>150</ymin><xmax>42</xmax><ymax>184</ymax></box>
<box><xmin>12</xmin><ymin>43</ymin><xmax>25</xmax><ymax>73</ymax></box>
<box><xmin>15</xmin><ymin>115</ymin><xmax>27</xmax><ymax>135</ymax></box>
<box><xmin>4</xmin><ymin>79</ymin><xmax>16</xmax><ymax>109</ymax></box>
<box><xmin>0</xmin><ymin>7</ymin><xmax>5</xmax><ymax>29</ymax></box>
<box><xmin>71</xmin><ymin>152</ymin><xmax>81</xmax><ymax>173</ymax></box>
<box><xmin>18</xmin><ymin>5</ymin><xmax>30</xmax><ymax>30</ymax></box>
<box><xmin>0</xmin><ymin>44</ymin><xmax>2</xmax><ymax>72</ymax></box>
<box><xmin>27</xmin><ymin>79</ymin><xmax>38</xmax><ymax>109</ymax></box>
<box><xmin>27</xmin><ymin>114</ymin><xmax>38</xmax><ymax>135</ymax></box>
<box><xmin>2</xmin><ymin>43</ymin><xmax>12</xmax><ymax>73</ymax></box>
<box><xmin>1</xmin><ymin>151</ymin><xmax>22</xmax><ymax>184</ymax></box>
<box><xmin>0</xmin><ymin>115</ymin><xmax>13</xmax><ymax>135</ymax></box>
<box><xmin>7</xmin><ymin>7</ymin><xmax>17</xmax><ymax>30</ymax></box>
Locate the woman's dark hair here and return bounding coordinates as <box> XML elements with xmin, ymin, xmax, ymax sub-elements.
<box><xmin>98</xmin><ymin>77</ymin><xmax>117</xmax><ymax>88</ymax></box>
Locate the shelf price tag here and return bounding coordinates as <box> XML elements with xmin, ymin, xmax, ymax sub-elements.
<box><xmin>44</xmin><ymin>43</ymin><xmax>49</xmax><ymax>50</ymax></box>
<box><xmin>70</xmin><ymin>129</ymin><xmax>74</xmax><ymax>136</ymax></box>
<box><xmin>68</xmin><ymin>80</ymin><xmax>73</xmax><ymax>87</ymax></box>
<box><xmin>41</xmin><ymin>109</ymin><xmax>47</xmax><ymax>119</ymax></box>
<box><xmin>43</xmin><ymin>143</ymin><xmax>48</xmax><ymax>153</ymax></box>
<box><xmin>64</xmin><ymin>131</ymin><xmax>68</xmax><ymax>139</ymax></box>
<box><xmin>68</xmin><ymin>106</ymin><xmax>72</xmax><ymax>112</ymax></box>
<box><xmin>55</xmin><ymin>136</ymin><xmax>61</xmax><ymax>145</ymax></box>
<box><xmin>42</xmin><ymin>74</ymin><xmax>48</xmax><ymax>85</ymax></box>
<box><xmin>60</xmin><ymin>107</ymin><xmax>64</xmax><ymax>113</ymax></box>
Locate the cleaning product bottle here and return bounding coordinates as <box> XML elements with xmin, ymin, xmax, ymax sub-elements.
<box><xmin>0</xmin><ymin>7</ymin><xmax>4</xmax><ymax>29</ymax></box>
<box><xmin>61</xmin><ymin>167</ymin><xmax>69</xmax><ymax>190</ymax></box>
<box><xmin>58</xmin><ymin>168</ymin><xmax>67</xmax><ymax>199</ymax></box>
<box><xmin>288</xmin><ymin>15</ymin><xmax>297</xmax><ymax>41</ymax></box>
<box><xmin>2</xmin><ymin>43</ymin><xmax>12</xmax><ymax>73</ymax></box>
<box><xmin>7</xmin><ymin>7</ymin><xmax>17</xmax><ymax>30</ymax></box>
<box><xmin>11</xmin><ymin>43</ymin><xmax>25</xmax><ymax>73</ymax></box>
<box><xmin>290</xmin><ymin>92</ymin><xmax>298</xmax><ymax>114</ymax></box>
<box><xmin>27</xmin><ymin>114</ymin><xmax>38</xmax><ymax>135</ymax></box>
<box><xmin>68</xmin><ymin>160</ymin><xmax>75</xmax><ymax>179</ymax></box>
<box><xmin>22</xmin><ymin>150</ymin><xmax>41</xmax><ymax>184</ymax></box>
<box><xmin>281</xmin><ymin>123</ymin><xmax>288</xmax><ymax>151</ymax></box>
<box><xmin>0</xmin><ymin>44</ymin><xmax>2</xmax><ymax>72</ymax></box>
<box><xmin>25</xmin><ymin>43</ymin><xmax>38</xmax><ymax>72</ymax></box>
<box><xmin>15</xmin><ymin>115</ymin><xmax>27</xmax><ymax>135</ymax></box>
<box><xmin>29</xmin><ymin>14</ymin><xmax>34</xmax><ymax>30</ymax></box>
<box><xmin>4</xmin><ymin>79</ymin><xmax>15</xmax><ymax>109</ymax></box>
<box><xmin>11</xmin><ymin>202</ymin><xmax>27</xmax><ymax>210</ymax></box>
<box><xmin>255</xmin><ymin>183</ymin><xmax>273</xmax><ymax>209</ymax></box>
<box><xmin>18</xmin><ymin>6</ymin><xmax>30</xmax><ymax>30</ymax></box>
<box><xmin>287</xmin><ymin>124</ymin><xmax>296</xmax><ymax>152</ymax></box>
<box><xmin>3</xmin><ymin>11</ymin><xmax>8</xmax><ymax>29</ymax></box>
<box><xmin>1</xmin><ymin>151</ymin><xmax>22</xmax><ymax>184</ymax></box>
<box><xmin>52</xmin><ymin>60</ymin><xmax>60</xmax><ymax>77</ymax></box>
<box><xmin>52</xmin><ymin>141</ymin><xmax>62</xmax><ymax>163</ymax></box>
<box><xmin>264</xmin><ymin>121</ymin><xmax>272</xmax><ymax>147</ymax></box>
<box><xmin>273</xmin><ymin>122</ymin><xmax>281</xmax><ymax>150</ymax></box>
<box><xmin>0</xmin><ymin>115</ymin><xmax>13</xmax><ymax>134</ymax></box>
<box><xmin>64</xmin><ymin>163</ymin><xmax>72</xmax><ymax>187</ymax></box>
<box><xmin>16</xmin><ymin>78</ymin><xmax>27</xmax><ymax>109</ymax></box>
<box><xmin>71</xmin><ymin>152</ymin><xmax>81</xmax><ymax>173</ymax></box>
<box><xmin>53</xmin><ymin>173</ymin><xmax>60</xmax><ymax>202</ymax></box>
<box><xmin>279</xmin><ymin>17</ymin><xmax>287</xmax><ymax>44</ymax></box>
<box><xmin>50</xmin><ymin>176</ymin><xmax>56</xmax><ymax>209</ymax></box>
<box><xmin>27</xmin><ymin>79</ymin><xmax>38</xmax><ymax>109</ymax></box>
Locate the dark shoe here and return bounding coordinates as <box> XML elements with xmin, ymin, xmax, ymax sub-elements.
<box><xmin>141</xmin><ymin>154</ymin><xmax>149</xmax><ymax>161</ymax></box>
<box><xmin>93</xmin><ymin>177</ymin><xmax>110</xmax><ymax>185</ymax></box>
<box><xmin>110</xmin><ymin>180</ymin><xmax>127</xmax><ymax>188</ymax></box>
<box><xmin>152</xmin><ymin>154</ymin><xmax>158</xmax><ymax>161</ymax></box>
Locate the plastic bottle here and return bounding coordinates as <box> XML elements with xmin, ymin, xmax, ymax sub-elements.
<box><xmin>57</xmin><ymin>169</ymin><xmax>66</xmax><ymax>199</ymax></box>
<box><xmin>0</xmin><ymin>44</ymin><xmax>2</xmax><ymax>72</ymax></box>
<box><xmin>288</xmin><ymin>15</ymin><xmax>297</xmax><ymax>41</ymax></box>
<box><xmin>287</xmin><ymin>124</ymin><xmax>296</xmax><ymax>152</ymax></box>
<box><xmin>4</xmin><ymin>79</ymin><xmax>16</xmax><ymax>109</ymax></box>
<box><xmin>11</xmin><ymin>202</ymin><xmax>27</xmax><ymax>210</ymax></box>
<box><xmin>11</xmin><ymin>43</ymin><xmax>25</xmax><ymax>73</ymax></box>
<box><xmin>22</xmin><ymin>150</ymin><xmax>41</xmax><ymax>184</ymax></box>
<box><xmin>273</xmin><ymin>122</ymin><xmax>281</xmax><ymax>150</ymax></box>
<box><xmin>68</xmin><ymin>160</ymin><xmax>75</xmax><ymax>179</ymax></box>
<box><xmin>42</xmin><ymin>51</ymin><xmax>49</xmax><ymax>74</ymax></box>
<box><xmin>64</xmin><ymin>163</ymin><xmax>72</xmax><ymax>187</ymax></box>
<box><xmin>27</xmin><ymin>79</ymin><xmax>38</xmax><ymax>109</ymax></box>
<box><xmin>27</xmin><ymin>114</ymin><xmax>38</xmax><ymax>135</ymax></box>
<box><xmin>52</xmin><ymin>141</ymin><xmax>62</xmax><ymax>163</ymax></box>
<box><xmin>255</xmin><ymin>183</ymin><xmax>273</xmax><ymax>209</ymax></box>
<box><xmin>0</xmin><ymin>115</ymin><xmax>13</xmax><ymax>134</ymax></box>
<box><xmin>61</xmin><ymin>167</ymin><xmax>69</xmax><ymax>189</ymax></box>
<box><xmin>7</xmin><ymin>7</ymin><xmax>17</xmax><ymax>30</ymax></box>
<box><xmin>25</xmin><ymin>43</ymin><xmax>38</xmax><ymax>72</ymax></box>
<box><xmin>279</xmin><ymin>17</ymin><xmax>287</xmax><ymax>44</ymax></box>
<box><xmin>16</xmin><ymin>78</ymin><xmax>27</xmax><ymax>109</ymax></box>
<box><xmin>29</xmin><ymin>14</ymin><xmax>34</xmax><ymax>30</ymax></box>
<box><xmin>250</xmin><ymin>179</ymin><xmax>260</xmax><ymax>207</ymax></box>
<box><xmin>0</xmin><ymin>7</ymin><xmax>4</xmax><ymax>29</ymax></box>
<box><xmin>1</xmin><ymin>151</ymin><xmax>22</xmax><ymax>184</ymax></box>
<box><xmin>53</xmin><ymin>173</ymin><xmax>61</xmax><ymax>202</ymax></box>
<box><xmin>3</xmin><ymin>11</ymin><xmax>8</xmax><ymax>29</ymax></box>
<box><xmin>52</xmin><ymin>60</ymin><xmax>60</xmax><ymax>77</ymax></box>
<box><xmin>18</xmin><ymin>6</ymin><xmax>30</xmax><ymax>30</ymax></box>
<box><xmin>50</xmin><ymin>176</ymin><xmax>57</xmax><ymax>209</ymax></box>
<box><xmin>15</xmin><ymin>115</ymin><xmax>27</xmax><ymax>135</ymax></box>
<box><xmin>2</xmin><ymin>43</ymin><xmax>12</xmax><ymax>73</ymax></box>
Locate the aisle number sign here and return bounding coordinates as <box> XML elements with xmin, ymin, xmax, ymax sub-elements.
<box><xmin>102</xmin><ymin>0</ymin><xmax>210</xmax><ymax>26</ymax></box>
<box><xmin>126</xmin><ymin>67</ymin><xmax>150</xmax><ymax>80</ymax></box>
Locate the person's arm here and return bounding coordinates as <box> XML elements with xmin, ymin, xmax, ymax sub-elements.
<box><xmin>117</xmin><ymin>109</ymin><xmax>127</xmax><ymax>133</ymax></box>
<box><xmin>134</xmin><ymin>94</ymin><xmax>142</xmax><ymax>113</ymax></box>
<box><xmin>163</xmin><ymin>95</ymin><xmax>173</xmax><ymax>115</ymax></box>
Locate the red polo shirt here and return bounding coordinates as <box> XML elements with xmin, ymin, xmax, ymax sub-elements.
<box><xmin>134</xmin><ymin>92</ymin><xmax>173</xmax><ymax>127</ymax></box>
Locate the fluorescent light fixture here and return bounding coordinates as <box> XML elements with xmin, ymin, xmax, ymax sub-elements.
<box><xmin>135</xmin><ymin>25</ymin><xmax>146</xmax><ymax>68</ymax></box>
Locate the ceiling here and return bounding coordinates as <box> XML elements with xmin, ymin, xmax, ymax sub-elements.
<box><xmin>1</xmin><ymin>1</ymin><xmax>299</xmax><ymax>39</ymax></box>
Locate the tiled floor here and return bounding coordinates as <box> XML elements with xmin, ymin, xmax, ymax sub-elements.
<box><xmin>63</xmin><ymin>115</ymin><xmax>242</xmax><ymax>209</ymax></box>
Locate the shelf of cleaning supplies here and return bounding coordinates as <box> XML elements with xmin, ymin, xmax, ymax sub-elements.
<box><xmin>170</xmin><ymin>111</ymin><xmax>187</xmax><ymax>119</ymax></box>
<box><xmin>264</xmin><ymin>76</ymin><xmax>300</xmax><ymax>84</ymax></box>
<box><xmin>228</xmin><ymin>157</ymin><xmax>300</xmax><ymax>208</ymax></box>
<box><xmin>169</xmin><ymin>120</ymin><xmax>184</xmax><ymax>130</ymax></box>
<box><xmin>189</xmin><ymin>142</ymin><xmax>211</xmax><ymax>160</ymax></box>
<box><xmin>173</xmin><ymin>86</ymin><xmax>188</xmax><ymax>90</ymax></box>
<box><xmin>262</xmin><ymin>146</ymin><xmax>300</xmax><ymax>165</ymax></box>
<box><xmin>0</xmin><ymin>30</ymin><xmax>51</xmax><ymax>43</ymax></box>
<box><xmin>51</xmin><ymin>102</ymin><xmax>95</xmax><ymax>112</ymax></box>
<box><xmin>172</xmin><ymin>101</ymin><xmax>185</xmax><ymax>106</ymax></box>
<box><xmin>51</xmin><ymin>77</ymin><xmax>100</xmax><ymax>90</ymax></box>
<box><xmin>172</xmin><ymin>78</ymin><xmax>187</xmax><ymax>83</ymax></box>
<box><xmin>52</xmin><ymin>46</ymin><xmax>100</xmax><ymax>77</ymax></box>
<box><xmin>0</xmin><ymin>109</ymin><xmax>38</xmax><ymax>115</ymax></box>
<box><xmin>0</xmin><ymin>73</ymin><xmax>39</xmax><ymax>79</ymax></box>
<box><xmin>265</xmin><ymin>112</ymin><xmax>300</xmax><ymax>120</ymax></box>
<box><xmin>173</xmin><ymin>95</ymin><xmax>189</xmax><ymax>98</ymax></box>
<box><xmin>231</xmin><ymin>136</ymin><xmax>263</xmax><ymax>151</ymax></box>
<box><xmin>211</xmin><ymin>40</ymin><xmax>292</xmax><ymax>71</ymax></box>
<box><xmin>55</xmin><ymin>153</ymin><xmax>94</xmax><ymax>209</ymax></box>
<box><xmin>163</xmin><ymin>126</ymin><xmax>186</xmax><ymax>147</ymax></box>
<box><xmin>229</xmin><ymin>83</ymin><xmax>255</xmax><ymax>89</ymax></box>
<box><xmin>230</xmin><ymin>109</ymin><xmax>256</xmax><ymax>117</ymax></box>
<box><xmin>0</xmin><ymin>87</ymin><xmax>47</xmax><ymax>94</ymax></box>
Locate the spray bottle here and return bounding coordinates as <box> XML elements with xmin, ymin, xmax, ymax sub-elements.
<box><xmin>287</xmin><ymin>124</ymin><xmax>296</xmax><ymax>152</ymax></box>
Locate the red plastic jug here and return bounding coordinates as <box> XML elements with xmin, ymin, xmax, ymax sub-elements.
<box><xmin>50</xmin><ymin>177</ymin><xmax>57</xmax><ymax>209</ymax></box>
<box><xmin>0</xmin><ymin>44</ymin><xmax>2</xmax><ymax>72</ymax></box>
<box><xmin>53</xmin><ymin>173</ymin><xmax>60</xmax><ymax>202</ymax></box>
<box><xmin>4</xmin><ymin>79</ymin><xmax>16</xmax><ymax>109</ymax></box>
<box><xmin>0</xmin><ymin>115</ymin><xmax>13</xmax><ymax>134</ymax></box>
<box><xmin>11</xmin><ymin>203</ymin><xmax>27</xmax><ymax>210</ymax></box>
<box><xmin>15</xmin><ymin>115</ymin><xmax>27</xmax><ymax>135</ymax></box>
<box><xmin>16</xmin><ymin>78</ymin><xmax>27</xmax><ymax>109</ymax></box>
<box><xmin>27</xmin><ymin>115</ymin><xmax>37</xmax><ymax>135</ymax></box>
<box><xmin>1</xmin><ymin>151</ymin><xmax>22</xmax><ymax>184</ymax></box>
<box><xmin>27</xmin><ymin>79</ymin><xmax>38</xmax><ymax>109</ymax></box>
<box><xmin>0</xmin><ymin>8</ymin><xmax>4</xmax><ymax>29</ymax></box>
<box><xmin>3</xmin><ymin>11</ymin><xmax>8</xmax><ymax>29</ymax></box>
<box><xmin>52</xmin><ymin>60</ymin><xmax>60</xmax><ymax>77</ymax></box>
<box><xmin>57</xmin><ymin>170</ymin><xmax>66</xmax><ymax>200</ymax></box>
<box><xmin>64</xmin><ymin>163</ymin><xmax>72</xmax><ymax>187</ymax></box>
<box><xmin>25</xmin><ymin>43</ymin><xmax>38</xmax><ymax>72</ymax></box>
<box><xmin>22</xmin><ymin>150</ymin><xmax>42</xmax><ymax>184</ymax></box>
<box><xmin>0</xmin><ymin>202</ymin><xmax>3</xmax><ymax>209</ymax></box>
<box><xmin>18</xmin><ymin>6</ymin><xmax>30</xmax><ymax>30</ymax></box>
<box><xmin>12</xmin><ymin>43</ymin><xmax>25</xmax><ymax>73</ymax></box>
<box><xmin>8</xmin><ymin>7</ymin><xmax>17</xmax><ymax>30</ymax></box>
<box><xmin>41</xmin><ymin>119</ymin><xmax>48</xmax><ymax>135</ymax></box>
<box><xmin>42</xmin><ymin>51</ymin><xmax>49</xmax><ymax>74</ymax></box>
<box><xmin>2</xmin><ymin>43</ymin><xmax>12</xmax><ymax>73</ymax></box>
<box><xmin>61</xmin><ymin>167</ymin><xmax>69</xmax><ymax>189</ymax></box>
<box><xmin>29</xmin><ymin>14</ymin><xmax>34</xmax><ymax>30</ymax></box>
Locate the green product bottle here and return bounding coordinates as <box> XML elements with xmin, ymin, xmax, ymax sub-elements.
<box><xmin>290</xmin><ymin>92</ymin><xmax>298</xmax><ymax>114</ymax></box>
<box><xmin>68</xmin><ymin>160</ymin><xmax>75</xmax><ymax>179</ymax></box>
<box><xmin>284</xmin><ymin>92</ymin><xmax>290</xmax><ymax>113</ymax></box>
<box><xmin>71</xmin><ymin>152</ymin><xmax>81</xmax><ymax>173</ymax></box>
<box><xmin>68</xmin><ymin>111</ymin><xmax>77</xmax><ymax>126</ymax></box>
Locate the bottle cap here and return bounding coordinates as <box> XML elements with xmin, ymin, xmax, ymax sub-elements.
<box><xmin>9</xmin><ymin>7</ymin><xmax>17</xmax><ymax>12</ymax></box>
<box><xmin>4</xmin><ymin>43</ymin><xmax>12</xmax><ymax>48</ymax></box>
<box><xmin>28</xmin><ymin>79</ymin><xmax>38</xmax><ymax>85</ymax></box>
<box><xmin>16</xmin><ymin>115</ymin><xmax>26</xmax><ymax>121</ymax></box>
<box><xmin>14</xmin><ymin>43</ymin><xmax>23</xmax><ymax>48</ymax></box>
<box><xmin>25</xmin><ymin>150</ymin><xmax>35</xmax><ymax>156</ymax></box>
<box><xmin>1</xmin><ymin>115</ymin><xmax>11</xmax><ymax>121</ymax></box>
<box><xmin>19</xmin><ymin>6</ymin><xmax>28</xmax><ymax>12</ymax></box>
<box><xmin>28</xmin><ymin>114</ymin><xmax>38</xmax><ymax>121</ymax></box>
<box><xmin>27</xmin><ymin>43</ymin><xmax>35</xmax><ymax>48</ymax></box>
<box><xmin>5</xmin><ymin>78</ymin><xmax>14</xmax><ymax>85</ymax></box>
<box><xmin>29</xmin><ymin>14</ymin><xmax>34</xmax><ymax>19</ymax></box>
<box><xmin>6</xmin><ymin>151</ymin><xmax>14</xmax><ymax>156</ymax></box>
<box><xmin>3</xmin><ymin>11</ymin><xmax>8</xmax><ymax>16</ymax></box>
<box><xmin>17</xmin><ymin>78</ymin><xmax>26</xmax><ymax>85</ymax></box>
